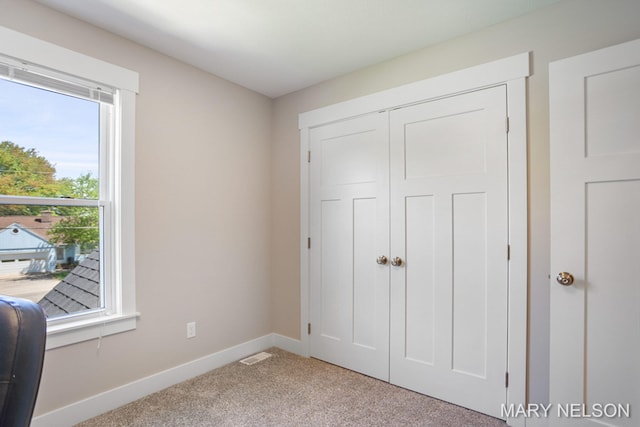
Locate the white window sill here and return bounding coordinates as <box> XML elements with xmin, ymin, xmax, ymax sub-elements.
<box><xmin>46</xmin><ymin>312</ymin><xmax>139</xmax><ymax>350</ymax></box>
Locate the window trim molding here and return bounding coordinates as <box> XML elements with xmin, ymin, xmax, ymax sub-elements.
<box><xmin>0</xmin><ymin>26</ymin><xmax>138</xmax><ymax>93</ymax></box>
<box><xmin>0</xmin><ymin>25</ymin><xmax>139</xmax><ymax>349</ymax></box>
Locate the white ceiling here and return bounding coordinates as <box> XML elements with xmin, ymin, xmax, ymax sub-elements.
<box><xmin>36</xmin><ymin>0</ymin><xmax>561</xmax><ymax>98</ymax></box>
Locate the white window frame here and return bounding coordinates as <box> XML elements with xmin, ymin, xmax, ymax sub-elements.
<box><xmin>0</xmin><ymin>26</ymin><xmax>139</xmax><ymax>349</ymax></box>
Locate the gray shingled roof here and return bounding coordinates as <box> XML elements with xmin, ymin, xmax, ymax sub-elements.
<box><xmin>38</xmin><ymin>250</ymin><xmax>100</xmax><ymax>317</ymax></box>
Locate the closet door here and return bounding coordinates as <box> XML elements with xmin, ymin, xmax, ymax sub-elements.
<box><xmin>389</xmin><ymin>86</ymin><xmax>509</xmax><ymax>418</ymax></box>
<box><xmin>549</xmin><ymin>39</ymin><xmax>640</xmax><ymax>426</ymax></box>
<box><xmin>308</xmin><ymin>111</ymin><xmax>390</xmax><ymax>381</ymax></box>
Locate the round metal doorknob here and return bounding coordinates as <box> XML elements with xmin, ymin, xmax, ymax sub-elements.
<box><xmin>556</xmin><ymin>272</ymin><xmax>575</xmax><ymax>286</ymax></box>
<box><xmin>376</xmin><ymin>255</ymin><xmax>388</xmax><ymax>265</ymax></box>
<box><xmin>390</xmin><ymin>257</ymin><xmax>403</xmax><ymax>267</ymax></box>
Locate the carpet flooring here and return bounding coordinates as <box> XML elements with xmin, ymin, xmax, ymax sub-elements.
<box><xmin>76</xmin><ymin>347</ymin><xmax>507</xmax><ymax>426</ymax></box>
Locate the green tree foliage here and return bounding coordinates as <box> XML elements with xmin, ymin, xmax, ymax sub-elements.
<box><xmin>48</xmin><ymin>173</ymin><xmax>99</xmax><ymax>251</ymax></box>
<box><xmin>48</xmin><ymin>207</ymin><xmax>99</xmax><ymax>252</ymax></box>
<box><xmin>0</xmin><ymin>141</ymin><xmax>68</xmax><ymax>215</ymax></box>
<box><xmin>68</xmin><ymin>172</ymin><xmax>98</xmax><ymax>199</ymax></box>
<box><xmin>0</xmin><ymin>141</ymin><xmax>99</xmax><ymax>250</ymax></box>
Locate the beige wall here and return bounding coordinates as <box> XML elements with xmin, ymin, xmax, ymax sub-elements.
<box><xmin>2</xmin><ymin>0</ymin><xmax>640</xmax><ymax>418</ymax></box>
<box><xmin>1</xmin><ymin>0</ymin><xmax>272</xmax><ymax>416</ymax></box>
<box><xmin>270</xmin><ymin>0</ymin><xmax>640</xmax><ymax>405</ymax></box>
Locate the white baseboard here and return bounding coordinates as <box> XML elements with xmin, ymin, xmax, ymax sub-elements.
<box><xmin>31</xmin><ymin>333</ymin><xmax>302</xmax><ymax>427</ymax></box>
<box><xmin>271</xmin><ymin>333</ymin><xmax>303</xmax><ymax>355</ymax></box>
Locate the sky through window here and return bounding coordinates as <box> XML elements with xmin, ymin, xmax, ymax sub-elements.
<box><xmin>0</xmin><ymin>78</ymin><xmax>99</xmax><ymax>180</ymax></box>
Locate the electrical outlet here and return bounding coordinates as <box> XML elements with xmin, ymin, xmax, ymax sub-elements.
<box><xmin>186</xmin><ymin>322</ymin><xmax>196</xmax><ymax>339</ymax></box>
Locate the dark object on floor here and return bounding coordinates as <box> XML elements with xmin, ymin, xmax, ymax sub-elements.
<box><xmin>0</xmin><ymin>295</ymin><xmax>47</xmax><ymax>427</ymax></box>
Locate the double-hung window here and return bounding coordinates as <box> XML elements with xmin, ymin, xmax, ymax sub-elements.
<box><xmin>0</xmin><ymin>26</ymin><xmax>138</xmax><ymax>349</ymax></box>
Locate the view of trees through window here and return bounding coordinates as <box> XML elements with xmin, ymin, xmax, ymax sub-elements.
<box><xmin>0</xmin><ymin>77</ymin><xmax>102</xmax><ymax>317</ymax></box>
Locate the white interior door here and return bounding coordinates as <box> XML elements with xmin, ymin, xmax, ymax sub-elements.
<box><xmin>309</xmin><ymin>111</ymin><xmax>390</xmax><ymax>381</ymax></box>
<box><xmin>550</xmin><ymin>39</ymin><xmax>640</xmax><ymax>426</ymax></box>
<box><xmin>389</xmin><ymin>85</ymin><xmax>509</xmax><ymax>419</ymax></box>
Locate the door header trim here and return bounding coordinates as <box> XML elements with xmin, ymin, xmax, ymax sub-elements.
<box><xmin>299</xmin><ymin>52</ymin><xmax>530</xmax><ymax>130</ymax></box>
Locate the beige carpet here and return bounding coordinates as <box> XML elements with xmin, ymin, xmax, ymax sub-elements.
<box><xmin>76</xmin><ymin>347</ymin><xmax>506</xmax><ymax>426</ymax></box>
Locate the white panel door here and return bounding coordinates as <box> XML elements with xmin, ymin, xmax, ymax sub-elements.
<box><xmin>309</xmin><ymin>111</ymin><xmax>390</xmax><ymax>381</ymax></box>
<box><xmin>389</xmin><ymin>86</ymin><xmax>509</xmax><ymax>418</ymax></box>
<box><xmin>550</xmin><ymin>39</ymin><xmax>640</xmax><ymax>426</ymax></box>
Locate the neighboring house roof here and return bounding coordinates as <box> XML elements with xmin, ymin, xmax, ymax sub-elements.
<box><xmin>0</xmin><ymin>222</ymin><xmax>54</xmax><ymax>251</ymax></box>
<box><xmin>0</xmin><ymin>211</ymin><xmax>62</xmax><ymax>241</ymax></box>
<box><xmin>38</xmin><ymin>249</ymin><xmax>100</xmax><ymax>317</ymax></box>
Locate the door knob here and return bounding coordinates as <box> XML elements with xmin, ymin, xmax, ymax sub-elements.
<box><xmin>556</xmin><ymin>272</ymin><xmax>574</xmax><ymax>286</ymax></box>
<box><xmin>390</xmin><ymin>257</ymin><xmax>403</xmax><ymax>267</ymax></box>
<box><xmin>376</xmin><ymin>255</ymin><xmax>388</xmax><ymax>265</ymax></box>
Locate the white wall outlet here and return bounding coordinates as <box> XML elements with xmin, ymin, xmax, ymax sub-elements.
<box><xmin>186</xmin><ymin>322</ymin><xmax>196</xmax><ymax>339</ymax></box>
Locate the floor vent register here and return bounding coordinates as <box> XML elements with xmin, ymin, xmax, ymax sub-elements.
<box><xmin>239</xmin><ymin>351</ymin><xmax>272</xmax><ymax>365</ymax></box>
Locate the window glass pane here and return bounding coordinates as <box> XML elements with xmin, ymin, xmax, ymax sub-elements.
<box><xmin>0</xmin><ymin>205</ymin><xmax>103</xmax><ymax>317</ymax></box>
<box><xmin>0</xmin><ymin>204</ymin><xmax>102</xmax><ymax>317</ymax></box>
<box><xmin>0</xmin><ymin>78</ymin><xmax>99</xmax><ymax>198</ymax></box>
<box><xmin>0</xmin><ymin>77</ymin><xmax>103</xmax><ymax>319</ymax></box>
